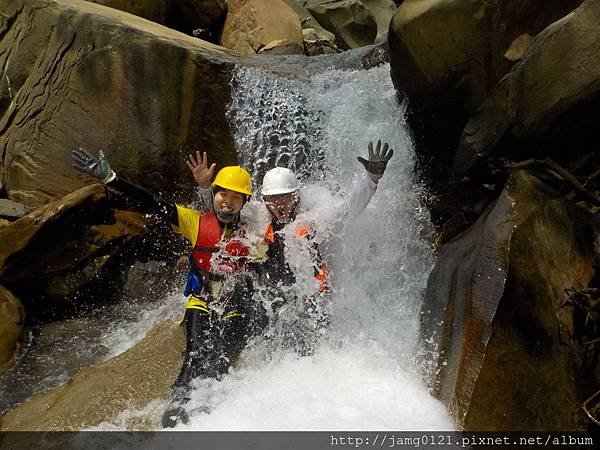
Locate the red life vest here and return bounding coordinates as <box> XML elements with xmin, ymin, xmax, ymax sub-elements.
<box><xmin>191</xmin><ymin>211</ymin><xmax>250</xmax><ymax>275</ymax></box>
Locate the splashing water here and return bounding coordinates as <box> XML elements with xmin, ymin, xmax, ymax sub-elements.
<box><xmin>168</xmin><ymin>64</ymin><xmax>453</xmax><ymax>430</ymax></box>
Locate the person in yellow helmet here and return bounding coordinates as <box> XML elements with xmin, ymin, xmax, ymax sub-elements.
<box><xmin>71</xmin><ymin>148</ymin><xmax>264</xmax><ymax>427</ymax></box>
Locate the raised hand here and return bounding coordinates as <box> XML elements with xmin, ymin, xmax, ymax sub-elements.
<box><xmin>357</xmin><ymin>140</ymin><xmax>393</xmax><ymax>182</ymax></box>
<box><xmin>186</xmin><ymin>151</ymin><xmax>216</xmax><ymax>188</ymax></box>
<box><xmin>72</xmin><ymin>148</ymin><xmax>115</xmax><ymax>183</ymax></box>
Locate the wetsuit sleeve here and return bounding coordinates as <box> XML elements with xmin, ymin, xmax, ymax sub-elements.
<box><xmin>108</xmin><ymin>176</ymin><xmax>179</xmax><ymax>225</ymax></box>
<box><xmin>197</xmin><ymin>186</ymin><xmax>214</xmax><ymax>212</ymax></box>
<box><xmin>331</xmin><ymin>174</ymin><xmax>377</xmax><ymax>234</ymax></box>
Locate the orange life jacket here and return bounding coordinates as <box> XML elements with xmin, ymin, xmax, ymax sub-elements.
<box><xmin>264</xmin><ymin>222</ymin><xmax>330</xmax><ymax>293</ymax></box>
<box><xmin>192</xmin><ymin>211</ymin><xmax>250</xmax><ymax>275</ymax></box>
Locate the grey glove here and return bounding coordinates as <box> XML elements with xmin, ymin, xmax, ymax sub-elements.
<box><xmin>72</xmin><ymin>148</ymin><xmax>116</xmax><ymax>184</ymax></box>
<box><xmin>357</xmin><ymin>140</ymin><xmax>393</xmax><ymax>182</ymax></box>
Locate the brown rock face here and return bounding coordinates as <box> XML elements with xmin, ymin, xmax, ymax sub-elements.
<box><xmin>361</xmin><ymin>0</ymin><xmax>398</xmax><ymax>43</ymax></box>
<box><xmin>0</xmin><ymin>0</ymin><xmax>238</xmax><ymax>209</ymax></box>
<box><xmin>306</xmin><ymin>0</ymin><xmax>378</xmax><ymax>49</ymax></box>
<box><xmin>453</xmin><ymin>0</ymin><xmax>600</xmax><ymax>176</ymax></box>
<box><xmin>423</xmin><ymin>171</ymin><xmax>595</xmax><ymax>430</ymax></box>
<box><xmin>0</xmin><ymin>318</ymin><xmax>184</xmax><ymax>431</ymax></box>
<box><xmin>0</xmin><ymin>184</ymin><xmax>149</xmax><ymax>299</ymax></box>
<box><xmin>0</xmin><ymin>285</ymin><xmax>25</xmax><ymax>374</ymax></box>
<box><xmin>281</xmin><ymin>0</ymin><xmax>336</xmax><ymax>43</ymax></box>
<box><xmin>221</xmin><ymin>0</ymin><xmax>304</xmax><ymax>55</ymax></box>
<box><xmin>389</xmin><ymin>0</ymin><xmax>581</xmax><ymax>110</ymax></box>
<box><xmin>387</xmin><ymin>0</ymin><xmax>583</xmax><ymax>179</ymax></box>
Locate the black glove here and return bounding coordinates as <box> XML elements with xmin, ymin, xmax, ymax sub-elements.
<box><xmin>357</xmin><ymin>140</ymin><xmax>393</xmax><ymax>182</ymax></box>
<box><xmin>72</xmin><ymin>148</ymin><xmax>116</xmax><ymax>183</ymax></box>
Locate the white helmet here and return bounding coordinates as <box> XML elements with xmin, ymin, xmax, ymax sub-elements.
<box><xmin>261</xmin><ymin>167</ymin><xmax>299</xmax><ymax>196</ymax></box>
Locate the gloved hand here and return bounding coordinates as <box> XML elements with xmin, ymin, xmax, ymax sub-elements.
<box><xmin>72</xmin><ymin>148</ymin><xmax>116</xmax><ymax>184</ymax></box>
<box><xmin>357</xmin><ymin>140</ymin><xmax>393</xmax><ymax>182</ymax></box>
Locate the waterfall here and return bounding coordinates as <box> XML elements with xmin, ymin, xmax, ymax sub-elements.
<box><xmin>167</xmin><ymin>63</ymin><xmax>453</xmax><ymax>430</ymax></box>
<box><xmin>1</xmin><ymin>60</ymin><xmax>453</xmax><ymax>431</ymax></box>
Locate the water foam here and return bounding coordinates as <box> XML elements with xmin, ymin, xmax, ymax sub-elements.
<box><xmin>170</xmin><ymin>63</ymin><xmax>452</xmax><ymax>430</ymax></box>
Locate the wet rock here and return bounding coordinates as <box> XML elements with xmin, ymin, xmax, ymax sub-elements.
<box><xmin>389</xmin><ymin>0</ymin><xmax>581</xmax><ymax>111</ymax></box>
<box><xmin>388</xmin><ymin>0</ymin><xmax>583</xmax><ymax>179</ymax></box>
<box><xmin>0</xmin><ymin>199</ymin><xmax>30</xmax><ymax>220</ymax></box>
<box><xmin>258</xmin><ymin>39</ymin><xmax>304</xmax><ymax>56</ymax></box>
<box><xmin>423</xmin><ymin>171</ymin><xmax>595</xmax><ymax>430</ymax></box>
<box><xmin>0</xmin><ymin>285</ymin><xmax>25</xmax><ymax>374</ymax></box>
<box><xmin>302</xmin><ymin>28</ymin><xmax>341</xmax><ymax>56</ymax></box>
<box><xmin>220</xmin><ymin>0</ymin><xmax>304</xmax><ymax>55</ymax></box>
<box><xmin>362</xmin><ymin>0</ymin><xmax>398</xmax><ymax>43</ymax></box>
<box><xmin>453</xmin><ymin>0</ymin><xmax>600</xmax><ymax>176</ymax></box>
<box><xmin>0</xmin><ymin>184</ymin><xmax>150</xmax><ymax>300</ymax></box>
<box><xmin>305</xmin><ymin>0</ymin><xmax>378</xmax><ymax>49</ymax></box>
<box><xmin>281</xmin><ymin>0</ymin><xmax>336</xmax><ymax>42</ymax></box>
<box><xmin>0</xmin><ymin>318</ymin><xmax>184</xmax><ymax>431</ymax></box>
<box><xmin>0</xmin><ymin>0</ymin><xmax>238</xmax><ymax>209</ymax></box>
<box><xmin>361</xmin><ymin>42</ymin><xmax>389</xmax><ymax>69</ymax></box>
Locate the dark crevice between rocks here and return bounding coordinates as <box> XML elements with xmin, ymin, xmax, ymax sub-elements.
<box><xmin>94</xmin><ymin>1</ymin><xmax>228</xmax><ymax>46</ymax></box>
<box><xmin>403</xmin><ymin>94</ymin><xmax>483</xmax><ymax>243</ymax></box>
<box><xmin>415</xmin><ymin>90</ymin><xmax>600</xmax><ymax>245</ymax></box>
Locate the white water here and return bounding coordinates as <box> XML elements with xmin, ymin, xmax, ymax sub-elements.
<box><xmin>92</xmin><ymin>62</ymin><xmax>453</xmax><ymax>431</ymax></box>
<box><xmin>184</xmin><ymin>64</ymin><xmax>449</xmax><ymax>430</ymax></box>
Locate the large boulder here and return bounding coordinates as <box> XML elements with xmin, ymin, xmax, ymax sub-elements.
<box><xmin>0</xmin><ymin>285</ymin><xmax>25</xmax><ymax>374</ymax></box>
<box><xmin>0</xmin><ymin>184</ymin><xmax>149</xmax><ymax>300</ymax></box>
<box><xmin>362</xmin><ymin>0</ymin><xmax>397</xmax><ymax>43</ymax></box>
<box><xmin>388</xmin><ymin>0</ymin><xmax>583</xmax><ymax>177</ymax></box>
<box><xmin>389</xmin><ymin>0</ymin><xmax>581</xmax><ymax>111</ymax></box>
<box><xmin>0</xmin><ymin>318</ymin><xmax>184</xmax><ymax>430</ymax></box>
<box><xmin>305</xmin><ymin>0</ymin><xmax>391</xmax><ymax>49</ymax></box>
<box><xmin>423</xmin><ymin>170</ymin><xmax>596</xmax><ymax>430</ymax></box>
<box><xmin>453</xmin><ymin>0</ymin><xmax>600</xmax><ymax>176</ymax></box>
<box><xmin>280</xmin><ymin>0</ymin><xmax>340</xmax><ymax>55</ymax></box>
<box><xmin>220</xmin><ymin>0</ymin><xmax>304</xmax><ymax>55</ymax></box>
<box><xmin>0</xmin><ymin>0</ymin><xmax>238</xmax><ymax>209</ymax></box>
<box><xmin>281</xmin><ymin>0</ymin><xmax>336</xmax><ymax>41</ymax></box>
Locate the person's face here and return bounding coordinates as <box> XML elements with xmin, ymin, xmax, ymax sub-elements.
<box><xmin>214</xmin><ymin>188</ymin><xmax>245</xmax><ymax>216</ymax></box>
<box><xmin>263</xmin><ymin>192</ymin><xmax>299</xmax><ymax>223</ymax></box>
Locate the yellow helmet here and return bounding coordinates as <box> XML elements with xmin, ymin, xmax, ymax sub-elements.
<box><xmin>212</xmin><ymin>166</ymin><xmax>253</xmax><ymax>196</ymax></box>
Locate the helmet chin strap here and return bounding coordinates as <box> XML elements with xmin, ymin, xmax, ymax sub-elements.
<box><xmin>216</xmin><ymin>210</ymin><xmax>238</xmax><ymax>223</ymax></box>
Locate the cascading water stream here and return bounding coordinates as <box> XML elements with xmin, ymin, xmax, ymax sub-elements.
<box><xmin>152</xmin><ymin>63</ymin><xmax>454</xmax><ymax>430</ymax></box>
